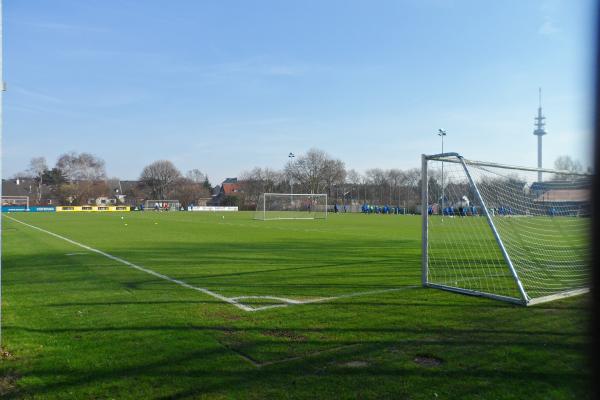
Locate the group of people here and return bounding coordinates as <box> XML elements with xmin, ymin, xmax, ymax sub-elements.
<box><xmin>332</xmin><ymin>203</ymin><xmax>347</xmax><ymax>213</ymax></box>
<box><xmin>136</xmin><ymin>202</ymin><xmax>174</xmax><ymax>211</ymax></box>
<box><xmin>428</xmin><ymin>205</ymin><xmax>479</xmax><ymax>216</ymax></box>
<box><xmin>360</xmin><ymin>204</ymin><xmax>406</xmax><ymax>214</ymax></box>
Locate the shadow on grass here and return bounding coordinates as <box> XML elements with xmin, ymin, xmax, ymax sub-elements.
<box><xmin>2</xmin><ymin>320</ymin><xmax>589</xmax><ymax>399</ymax></box>
<box><xmin>5</xmin><ymin>323</ymin><xmax>587</xmax><ymax>340</ymax></box>
<box><xmin>2</xmin><ymin>227</ymin><xmax>590</xmax><ymax>398</ymax></box>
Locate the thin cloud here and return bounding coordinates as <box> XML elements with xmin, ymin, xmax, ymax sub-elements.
<box><xmin>210</xmin><ymin>117</ymin><xmax>296</xmax><ymax>129</ymax></box>
<box><xmin>538</xmin><ymin>0</ymin><xmax>561</xmax><ymax>36</ymax></box>
<box><xmin>18</xmin><ymin>20</ymin><xmax>109</xmax><ymax>34</ymax></box>
<box><xmin>538</xmin><ymin>16</ymin><xmax>560</xmax><ymax>36</ymax></box>
<box><xmin>200</xmin><ymin>58</ymin><xmax>310</xmax><ymax>78</ymax></box>
<box><xmin>11</xmin><ymin>86</ymin><xmax>63</xmax><ymax>104</ymax></box>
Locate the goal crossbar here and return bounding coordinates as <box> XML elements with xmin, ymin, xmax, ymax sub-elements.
<box><xmin>1</xmin><ymin>196</ymin><xmax>29</xmax><ymax>208</ymax></box>
<box><xmin>144</xmin><ymin>199</ymin><xmax>180</xmax><ymax>211</ymax></box>
<box><xmin>426</xmin><ymin>152</ymin><xmax>591</xmax><ymax>176</ymax></box>
<box><xmin>255</xmin><ymin>193</ymin><xmax>328</xmax><ymax>220</ymax></box>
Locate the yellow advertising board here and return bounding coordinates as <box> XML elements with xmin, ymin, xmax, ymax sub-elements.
<box><xmin>56</xmin><ymin>206</ymin><xmax>130</xmax><ymax>212</ymax></box>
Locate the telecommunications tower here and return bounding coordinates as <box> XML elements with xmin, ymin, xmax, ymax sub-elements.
<box><xmin>533</xmin><ymin>88</ymin><xmax>547</xmax><ymax>182</ymax></box>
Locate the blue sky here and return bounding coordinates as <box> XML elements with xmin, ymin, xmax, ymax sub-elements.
<box><xmin>3</xmin><ymin>0</ymin><xmax>596</xmax><ymax>183</ymax></box>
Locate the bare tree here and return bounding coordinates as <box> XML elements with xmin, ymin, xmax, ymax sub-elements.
<box><xmin>186</xmin><ymin>169</ymin><xmax>213</xmax><ymax>192</ymax></box>
<box><xmin>323</xmin><ymin>159</ymin><xmax>346</xmax><ymax>200</ymax></box>
<box><xmin>239</xmin><ymin>167</ymin><xmax>284</xmax><ymax>206</ymax></box>
<box><xmin>553</xmin><ymin>155</ymin><xmax>583</xmax><ymax>180</ymax></box>
<box><xmin>56</xmin><ymin>152</ymin><xmax>106</xmax><ymax>181</ymax></box>
<box><xmin>28</xmin><ymin>157</ymin><xmax>48</xmax><ymax>204</ymax></box>
<box><xmin>140</xmin><ymin>160</ymin><xmax>182</xmax><ymax>199</ymax></box>
<box><xmin>346</xmin><ymin>169</ymin><xmax>363</xmax><ymax>203</ymax></box>
<box><xmin>169</xmin><ymin>177</ymin><xmax>210</xmax><ymax>208</ymax></box>
<box><xmin>387</xmin><ymin>169</ymin><xmax>404</xmax><ymax>206</ymax></box>
<box><xmin>186</xmin><ymin>169</ymin><xmax>207</xmax><ymax>183</ymax></box>
<box><xmin>285</xmin><ymin>148</ymin><xmax>345</xmax><ymax>194</ymax></box>
<box><xmin>402</xmin><ymin>168</ymin><xmax>421</xmax><ymax>209</ymax></box>
<box><xmin>365</xmin><ymin>168</ymin><xmax>387</xmax><ymax>204</ymax></box>
<box><xmin>56</xmin><ymin>180</ymin><xmax>110</xmax><ymax>205</ymax></box>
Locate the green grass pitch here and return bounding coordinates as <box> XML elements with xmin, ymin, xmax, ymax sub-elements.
<box><xmin>0</xmin><ymin>212</ymin><xmax>590</xmax><ymax>399</ymax></box>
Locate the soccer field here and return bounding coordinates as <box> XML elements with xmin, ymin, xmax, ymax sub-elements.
<box><xmin>0</xmin><ymin>212</ymin><xmax>590</xmax><ymax>399</ymax></box>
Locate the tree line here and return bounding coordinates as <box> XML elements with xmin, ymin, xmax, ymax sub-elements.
<box><xmin>15</xmin><ymin>153</ymin><xmax>212</xmax><ymax>208</ymax></box>
<box><xmin>240</xmin><ymin>148</ymin><xmax>423</xmax><ymax>210</ymax></box>
<box><xmin>12</xmin><ymin>149</ymin><xmax>587</xmax><ymax>210</ymax></box>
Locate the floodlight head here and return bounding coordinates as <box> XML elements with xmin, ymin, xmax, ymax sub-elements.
<box><xmin>288</xmin><ymin>152</ymin><xmax>295</xmax><ymax>158</ymax></box>
<box><xmin>438</xmin><ymin>129</ymin><xmax>447</xmax><ymax>136</ymax></box>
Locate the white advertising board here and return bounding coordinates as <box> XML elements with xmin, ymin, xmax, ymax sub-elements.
<box><xmin>190</xmin><ymin>206</ymin><xmax>238</xmax><ymax>212</ymax></box>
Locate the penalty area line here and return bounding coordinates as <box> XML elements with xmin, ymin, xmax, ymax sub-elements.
<box><xmin>3</xmin><ymin>215</ymin><xmax>254</xmax><ymax>312</ymax></box>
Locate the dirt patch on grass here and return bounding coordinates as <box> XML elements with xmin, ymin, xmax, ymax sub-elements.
<box><xmin>414</xmin><ymin>355</ymin><xmax>443</xmax><ymax>367</ymax></box>
<box><xmin>0</xmin><ymin>349</ymin><xmax>14</xmax><ymax>360</ymax></box>
<box><xmin>262</xmin><ymin>329</ymin><xmax>307</xmax><ymax>342</ymax></box>
<box><xmin>204</xmin><ymin>309</ymin><xmax>242</xmax><ymax>321</ymax></box>
<box><xmin>219</xmin><ymin>328</ymin><xmax>237</xmax><ymax>336</ymax></box>
<box><xmin>342</xmin><ymin>360</ymin><xmax>369</xmax><ymax>368</ymax></box>
<box><xmin>0</xmin><ymin>373</ymin><xmax>20</xmax><ymax>396</ymax></box>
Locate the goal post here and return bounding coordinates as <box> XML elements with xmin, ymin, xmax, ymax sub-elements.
<box><xmin>254</xmin><ymin>193</ymin><xmax>328</xmax><ymax>220</ymax></box>
<box><xmin>143</xmin><ymin>199</ymin><xmax>180</xmax><ymax>211</ymax></box>
<box><xmin>422</xmin><ymin>152</ymin><xmax>590</xmax><ymax>306</ymax></box>
<box><xmin>1</xmin><ymin>196</ymin><xmax>29</xmax><ymax>210</ymax></box>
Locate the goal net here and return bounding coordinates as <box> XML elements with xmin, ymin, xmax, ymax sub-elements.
<box><xmin>254</xmin><ymin>193</ymin><xmax>328</xmax><ymax>220</ymax></box>
<box><xmin>144</xmin><ymin>200</ymin><xmax>180</xmax><ymax>211</ymax></box>
<box><xmin>422</xmin><ymin>153</ymin><xmax>590</xmax><ymax>305</ymax></box>
<box><xmin>1</xmin><ymin>196</ymin><xmax>29</xmax><ymax>210</ymax></box>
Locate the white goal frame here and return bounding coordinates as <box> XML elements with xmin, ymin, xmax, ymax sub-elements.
<box><xmin>1</xmin><ymin>195</ymin><xmax>29</xmax><ymax>209</ymax></box>
<box><xmin>144</xmin><ymin>199</ymin><xmax>180</xmax><ymax>211</ymax></box>
<box><xmin>255</xmin><ymin>193</ymin><xmax>328</xmax><ymax>220</ymax></box>
<box><xmin>421</xmin><ymin>152</ymin><xmax>590</xmax><ymax>306</ymax></box>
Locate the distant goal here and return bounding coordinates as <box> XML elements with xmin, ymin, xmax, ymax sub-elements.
<box><xmin>422</xmin><ymin>152</ymin><xmax>590</xmax><ymax>306</ymax></box>
<box><xmin>144</xmin><ymin>200</ymin><xmax>180</xmax><ymax>211</ymax></box>
<box><xmin>1</xmin><ymin>196</ymin><xmax>29</xmax><ymax>209</ymax></box>
<box><xmin>254</xmin><ymin>193</ymin><xmax>328</xmax><ymax>220</ymax></box>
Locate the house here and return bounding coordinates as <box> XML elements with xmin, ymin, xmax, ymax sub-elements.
<box><xmin>211</xmin><ymin>178</ymin><xmax>244</xmax><ymax>206</ymax></box>
<box><xmin>2</xmin><ymin>178</ymin><xmax>56</xmax><ymax>205</ymax></box>
<box><xmin>530</xmin><ymin>179</ymin><xmax>590</xmax><ymax>216</ymax></box>
<box><xmin>196</xmin><ymin>197</ymin><xmax>212</xmax><ymax>207</ymax></box>
<box><xmin>221</xmin><ymin>178</ymin><xmax>242</xmax><ymax>195</ymax></box>
<box><xmin>90</xmin><ymin>196</ymin><xmax>117</xmax><ymax>206</ymax></box>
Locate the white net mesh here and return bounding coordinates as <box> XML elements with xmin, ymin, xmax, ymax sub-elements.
<box><xmin>1</xmin><ymin>196</ymin><xmax>29</xmax><ymax>207</ymax></box>
<box><xmin>144</xmin><ymin>200</ymin><xmax>180</xmax><ymax>211</ymax></box>
<box><xmin>254</xmin><ymin>193</ymin><xmax>327</xmax><ymax>220</ymax></box>
<box><xmin>425</xmin><ymin>154</ymin><xmax>590</xmax><ymax>304</ymax></box>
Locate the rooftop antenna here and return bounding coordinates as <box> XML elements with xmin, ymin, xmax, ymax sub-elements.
<box><xmin>533</xmin><ymin>87</ymin><xmax>547</xmax><ymax>182</ymax></box>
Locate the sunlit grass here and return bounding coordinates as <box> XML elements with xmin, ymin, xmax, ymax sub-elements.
<box><xmin>0</xmin><ymin>211</ymin><xmax>590</xmax><ymax>399</ymax></box>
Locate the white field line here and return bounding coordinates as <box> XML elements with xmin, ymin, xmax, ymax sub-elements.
<box><xmin>5</xmin><ymin>215</ymin><xmax>419</xmax><ymax>313</ymax></box>
<box><xmin>4</xmin><ymin>215</ymin><xmax>254</xmax><ymax>312</ymax></box>
<box><xmin>245</xmin><ymin>286</ymin><xmax>419</xmax><ymax>312</ymax></box>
